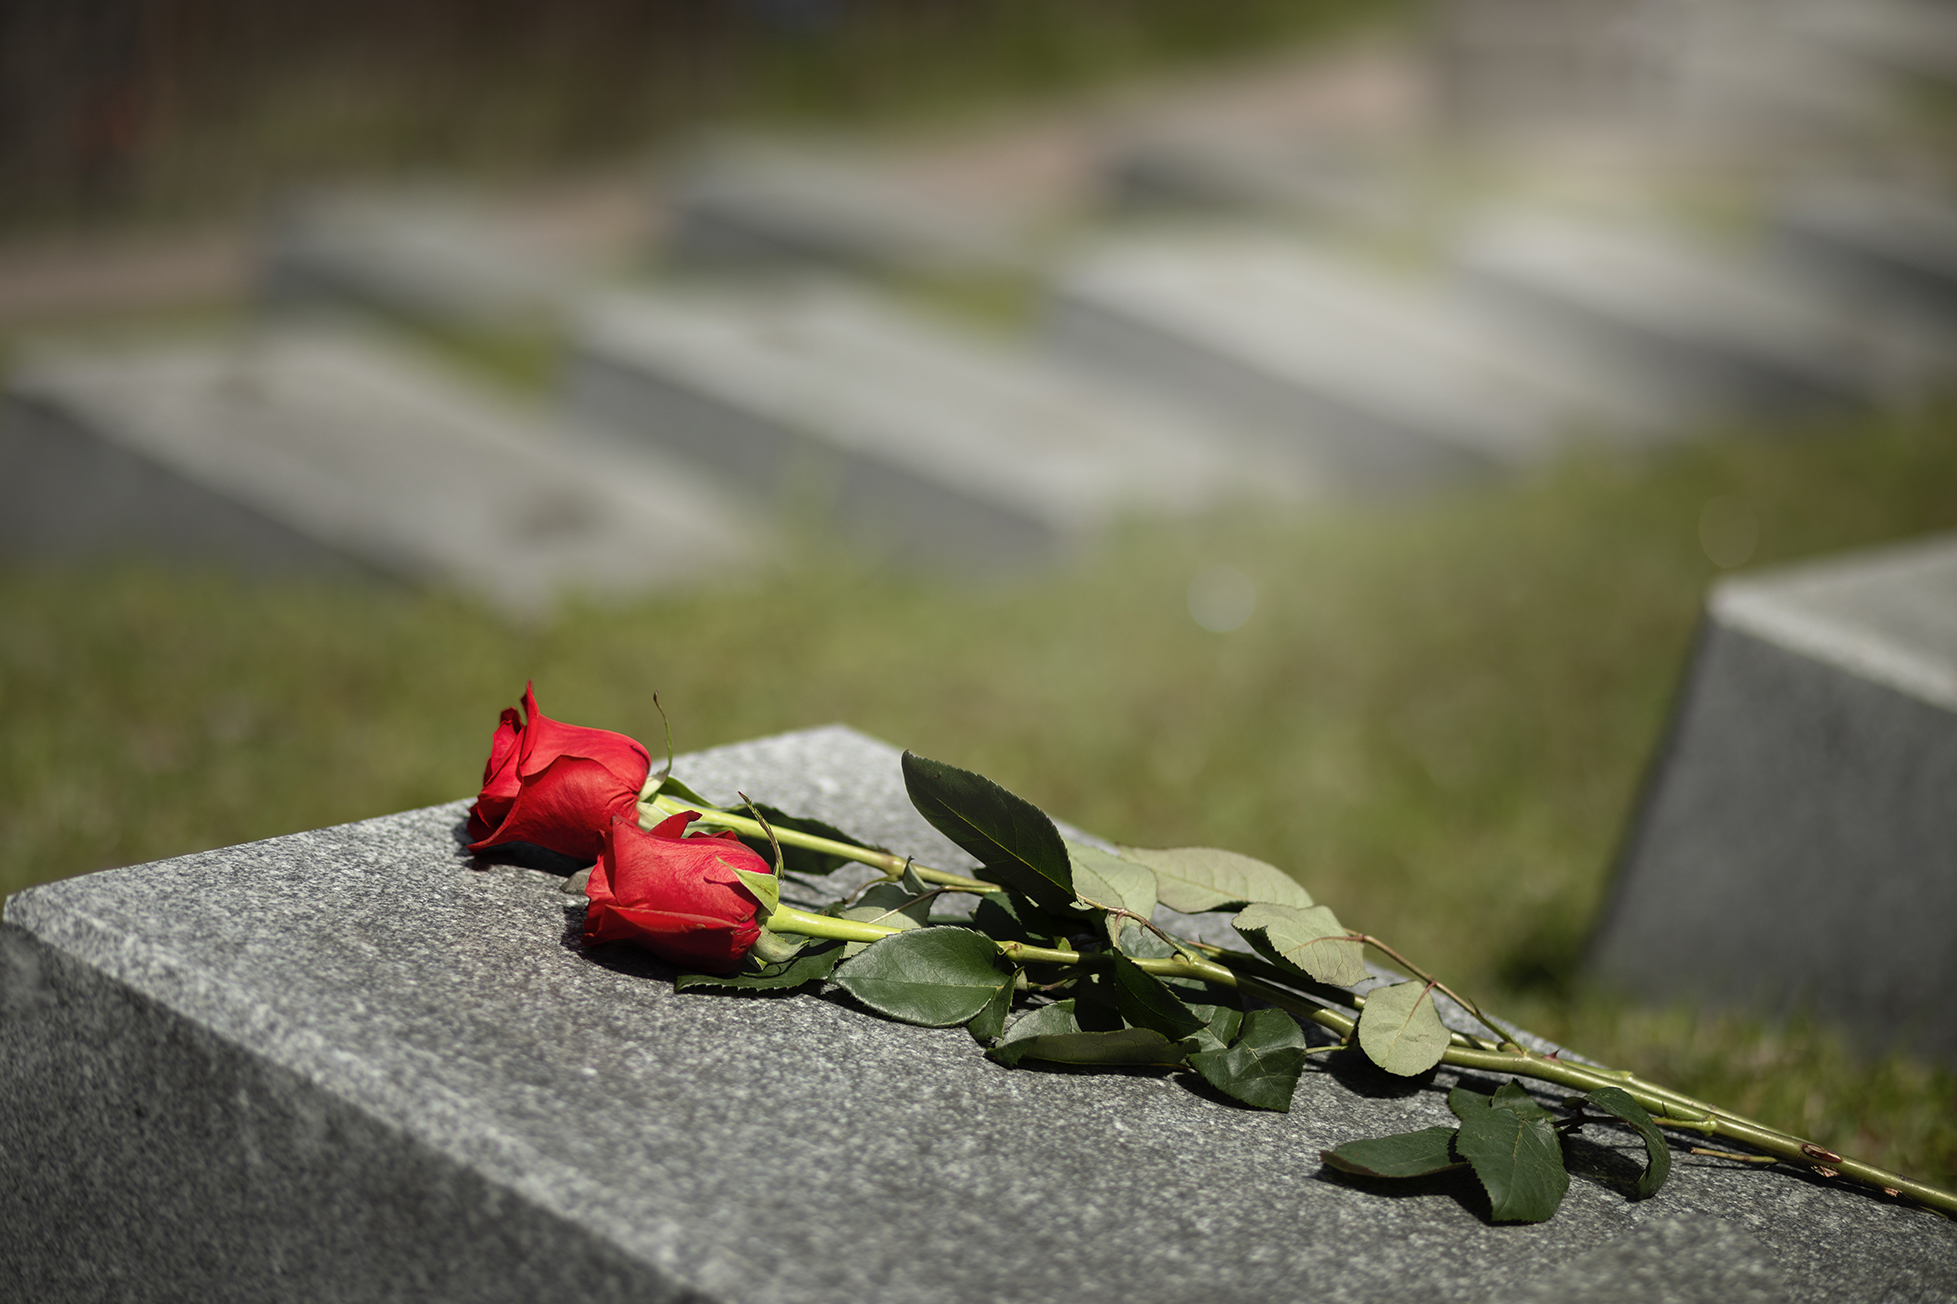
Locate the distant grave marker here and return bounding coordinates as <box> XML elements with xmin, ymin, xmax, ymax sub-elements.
<box><xmin>0</xmin><ymin>330</ymin><xmax>762</xmax><ymax>614</ymax></box>
<box><xmin>1591</xmin><ymin>531</ymin><xmax>1957</xmax><ymax>1061</ymax></box>
<box><xmin>667</xmin><ymin>143</ymin><xmax>1017</xmax><ymax>276</ymax></box>
<box><xmin>1455</xmin><ymin>213</ymin><xmax>1938</xmax><ymax>411</ymax></box>
<box><xmin>1046</xmin><ymin>232</ymin><xmax>1668</xmax><ymax>490</ymax></box>
<box><xmin>1772</xmin><ymin>184</ymin><xmax>1957</xmax><ymax>335</ymax></box>
<box><xmin>262</xmin><ymin>192</ymin><xmax>575</xmax><ymax>333</ymax></box>
<box><xmin>567</xmin><ymin>282</ymin><xmax>1292</xmax><ymax>569</ymax></box>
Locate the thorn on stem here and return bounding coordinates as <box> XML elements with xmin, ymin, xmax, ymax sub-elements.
<box><xmin>1801</xmin><ymin>1143</ymin><xmax>1844</xmax><ymax>1165</ymax></box>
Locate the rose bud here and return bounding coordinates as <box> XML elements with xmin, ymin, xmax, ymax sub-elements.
<box><xmin>467</xmin><ymin>682</ymin><xmax>652</xmax><ymax>862</ymax></box>
<box><xmin>583</xmin><ymin>811</ymin><xmax>768</xmax><ymax>972</ymax></box>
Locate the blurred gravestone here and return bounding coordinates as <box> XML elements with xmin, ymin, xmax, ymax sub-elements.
<box><xmin>1454</xmin><ymin>212</ymin><xmax>1942</xmax><ymax>413</ymax></box>
<box><xmin>1772</xmin><ymin>184</ymin><xmax>1957</xmax><ymax>333</ymax></box>
<box><xmin>566</xmin><ymin>282</ymin><xmax>1295</xmax><ymax>569</ymax></box>
<box><xmin>1591</xmin><ymin>531</ymin><xmax>1957</xmax><ymax>1060</ymax></box>
<box><xmin>1046</xmin><ymin>231</ymin><xmax>1670</xmax><ymax>491</ymax></box>
<box><xmin>666</xmin><ymin>141</ymin><xmax>1018</xmax><ymax>276</ymax></box>
<box><xmin>6</xmin><ymin>723</ymin><xmax>1955</xmax><ymax>1301</ymax></box>
<box><xmin>1106</xmin><ymin>137</ymin><xmax>1412</xmax><ymax>231</ymax></box>
<box><xmin>261</xmin><ymin>192</ymin><xmax>580</xmax><ymax>335</ymax></box>
<box><xmin>1433</xmin><ymin>0</ymin><xmax>1901</xmax><ymax>148</ymax></box>
<box><xmin>0</xmin><ymin>330</ymin><xmax>763</xmax><ymax>615</ymax></box>
<box><xmin>1098</xmin><ymin>45</ymin><xmax>1425</xmax><ymax>229</ymax></box>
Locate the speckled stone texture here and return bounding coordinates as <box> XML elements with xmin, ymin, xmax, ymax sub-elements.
<box><xmin>5</xmin><ymin>725</ymin><xmax>1954</xmax><ymax>1303</ymax></box>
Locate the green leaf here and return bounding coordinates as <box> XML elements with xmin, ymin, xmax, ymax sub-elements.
<box><xmin>1186</xmin><ymin>1008</ymin><xmax>1313</xmax><ymax>1112</ymax></box>
<box><xmin>655</xmin><ymin>774</ymin><xmax>717</xmax><ymax>808</ymax></box>
<box><xmin>1233</xmin><ymin>903</ymin><xmax>1368</xmax><ymax>987</ymax></box>
<box><xmin>993</xmin><ymin>1000</ymin><xmax>1081</xmax><ymax>1045</ymax></box>
<box><xmin>989</xmin><ymin>1000</ymin><xmax>1185</xmax><ymax>1068</ymax></box>
<box><xmin>1488</xmin><ymin>1080</ymin><xmax>1555</xmax><ymax>1121</ymax></box>
<box><xmin>1109</xmin><ymin>955</ymin><xmax>1206</xmax><ymax>1040</ymax></box>
<box><xmin>972</xmin><ymin>891</ymin><xmax>1069</xmax><ymax>945</ymax></box>
<box><xmin>732</xmin><ymin>868</ymin><xmax>780</xmax><ymax>914</ymax></box>
<box><xmin>1117</xmin><ymin>845</ymin><xmax>1313</xmax><ymax>913</ymax></box>
<box><xmin>1114</xmin><ymin>918</ymin><xmax>1177</xmax><ymax>960</ymax></box>
<box><xmin>966</xmin><ymin>972</ymin><xmax>1017</xmax><ymax>1043</ymax></box>
<box><xmin>676</xmin><ymin>939</ymin><xmax>843</xmax><ymax>992</ymax></box>
<box><xmin>1322</xmin><ymin>1126</ymin><xmax>1467</xmax><ymax>1179</ymax></box>
<box><xmin>1585</xmin><ymin>1086</ymin><xmax>1673</xmax><ymax>1199</ymax></box>
<box><xmin>1184</xmin><ymin>1002</ymin><xmax>1244</xmax><ymax>1055</ymax></box>
<box><xmin>831</xmin><ymin>927</ymin><xmax>1013</xmax><ymax>1027</ymax></box>
<box><xmin>1002</xmin><ymin>1027</ymin><xmax>1185</xmax><ymax>1068</ymax></box>
<box><xmin>1357</xmin><ymin>980</ymin><xmax>1450</xmax><ymax>1076</ymax></box>
<box><xmin>902</xmin><ymin>752</ymin><xmax>1075</xmax><ymax>911</ymax></box>
<box><xmin>1453</xmin><ymin>1089</ymin><xmax>1571</xmax><ymax>1223</ymax></box>
<box><xmin>838</xmin><ymin>874</ymin><xmax>933</xmax><ymax>957</ymax></box>
<box><xmin>1068</xmin><ymin>843</ymin><xmax>1157</xmax><ymax>942</ymax></box>
<box><xmin>747</xmin><ymin>928</ymin><xmax>807</xmax><ymax>965</ymax></box>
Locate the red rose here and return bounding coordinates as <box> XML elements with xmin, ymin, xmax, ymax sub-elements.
<box><xmin>467</xmin><ymin>682</ymin><xmax>652</xmax><ymax>861</ymax></box>
<box><xmin>583</xmin><ymin>811</ymin><xmax>767</xmax><ymax>971</ymax></box>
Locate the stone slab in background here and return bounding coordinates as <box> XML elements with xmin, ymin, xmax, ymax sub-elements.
<box><xmin>1454</xmin><ymin>212</ymin><xmax>1938</xmax><ymax>411</ymax></box>
<box><xmin>1589</xmin><ymin>531</ymin><xmax>1957</xmax><ymax>1061</ymax></box>
<box><xmin>1045</xmin><ymin>231</ymin><xmax>1667</xmax><ymax>490</ymax></box>
<box><xmin>261</xmin><ymin>192</ymin><xmax>581</xmax><ymax>333</ymax></box>
<box><xmin>665</xmin><ymin>141</ymin><xmax>1019</xmax><ymax>276</ymax></box>
<box><xmin>6</xmin><ymin>723</ymin><xmax>1954</xmax><ymax>1303</ymax></box>
<box><xmin>0</xmin><ymin>329</ymin><xmax>762</xmax><ymax>615</ymax></box>
<box><xmin>1104</xmin><ymin>137</ymin><xmax>1414</xmax><ymax>230</ymax></box>
<box><xmin>568</xmin><ymin>282</ymin><xmax>1294</xmax><ymax>569</ymax></box>
<box><xmin>1772</xmin><ymin>184</ymin><xmax>1957</xmax><ymax>330</ymax></box>
<box><xmin>1094</xmin><ymin>45</ymin><xmax>1425</xmax><ymax>229</ymax></box>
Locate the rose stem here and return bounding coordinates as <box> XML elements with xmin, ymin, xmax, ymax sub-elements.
<box><xmin>758</xmin><ymin>906</ymin><xmax>1957</xmax><ymax>1216</ymax></box>
<box><xmin>640</xmin><ymin>792</ymin><xmax>998</xmax><ymax>893</ymax></box>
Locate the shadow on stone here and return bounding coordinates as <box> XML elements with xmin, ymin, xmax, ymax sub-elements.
<box><xmin>453</xmin><ymin>815</ymin><xmax>593</xmax><ymax>878</ymax></box>
<box><xmin>1310</xmin><ymin>1162</ymin><xmax>1487</xmax><ymax>1218</ymax></box>
<box><xmin>563</xmin><ymin>930</ymin><xmax>680</xmax><ymax>986</ymax></box>
<box><xmin>1561</xmin><ymin>1131</ymin><xmax>1649</xmax><ymax>1201</ymax></box>
<box><xmin>1317</xmin><ymin>1043</ymin><xmax>1436</xmax><ymax>1099</ymax></box>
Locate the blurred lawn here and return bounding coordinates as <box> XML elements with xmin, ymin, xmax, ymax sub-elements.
<box><xmin>3</xmin><ymin>404</ymin><xmax>1954</xmax><ymax>1186</ymax></box>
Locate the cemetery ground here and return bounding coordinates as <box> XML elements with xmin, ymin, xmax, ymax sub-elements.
<box><xmin>4</xmin><ymin>398</ymin><xmax>1956</xmax><ymax>1196</ymax></box>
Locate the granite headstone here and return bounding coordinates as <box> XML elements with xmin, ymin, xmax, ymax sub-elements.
<box><xmin>6</xmin><ymin>724</ymin><xmax>1954</xmax><ymax>1302</ymax></box>
<box><xmin>1591</xmin><ymin>531</ymin><xmax>1957</xmax><ymax>1061</ymax></box>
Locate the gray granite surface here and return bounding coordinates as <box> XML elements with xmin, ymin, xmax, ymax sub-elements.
<box><xmin>6</xmin><ymin>724</ymin><xmax>1955</xmax><ymax>1302</ymax></box>
<box><xmin>1591</xmin><ymin>532</ymin><xmax>1957</xmax><ymax>1060</ymax></box>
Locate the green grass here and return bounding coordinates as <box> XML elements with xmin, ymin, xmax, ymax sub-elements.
<box><xmin>4</xmin><ymin>403</ymin><xmax>1955</xmax><ymax>1187</ymax></box>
